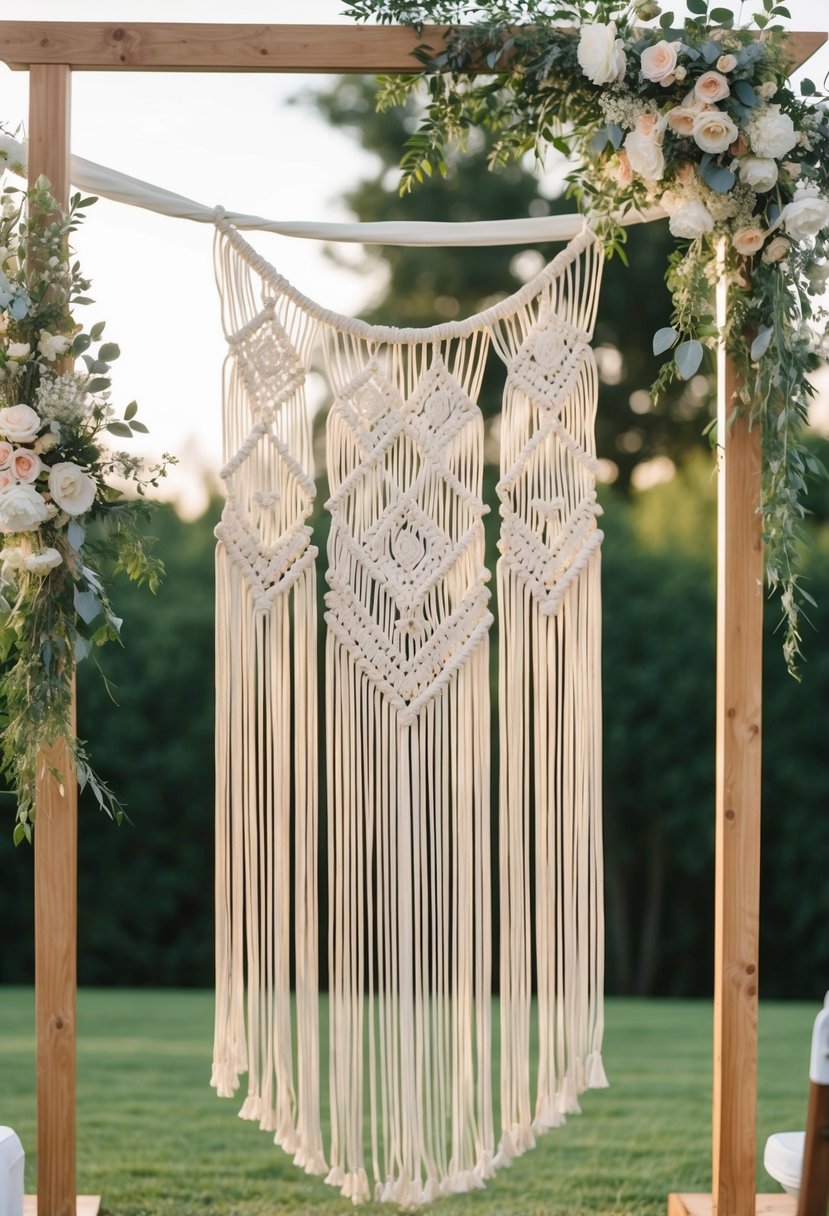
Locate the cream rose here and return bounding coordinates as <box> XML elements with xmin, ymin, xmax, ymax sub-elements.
<box><xmin>738</xmin><ymin>157</ymin><xmax>778</xmax><ymax>192</ymax></box>
<box><xmin>716</xmin><ymin>54</ymin><xmax>737</xmax><ymax>73</ymax></box>
<box><xmin>48</xmin><ymin>461</ymin><xmax>96</xmax><ymax>517</ymax></box>
<box><xmin>694</xmin><ymin>71</ymin><xmax>730</xmax><ymax>103</ymax></box>
<box><xmin>732</xmin><ymin>227</ymin><xmax>766</xmax><ymax>257</ymax></box>
<box><xmin>577</xmin><ymin>22</ymin><xmax>627</xmax><ymax>85</ymax></box>
<box><xmin>756</xmin><ymin>81</ymin><xmax>777</xmax><ymax>100</ymax></box>
<box><xmin>37</xmin><ymin>331</ymin><xmax>71</xmax><ymax>362</ymax></box>
<box><xmin>624</xmin><ymin>126</ymin><xmax>665</xmax><ymax>182</ymax></box>
<box><xmin>668</xmin><ymin>199</ymin><xmax>715</xmax><ymax>240</ymax></box>
<box><xmin>0</xmin><ymin>482</ymin><xmax>49</xmax><ymax>533</ymax></box>
<box><xmin>640</xmin><ymin>39</ymin><xmax>678</xmax><ymax>84</ymax></box>
<box><xmin>11</xmin><ymin>449</ymin><xmax>41</xmax><ymax>483</ymax></box>
<box><xmin>780</xmin><ymin>195</ymin><xmax>829</xmax><ymax>242</ymax></box>
<box><xmin>666</xmin><ymin>106</ymin><xmax>699</xmax><ymax>136</ymax></box>
<box><xmin>692</xmin><ymin>110</ymin><xmax>739</xmax><ymax>154</ymax></box>
<box><xmin>7</xmin><ymin>342</ymin><xmax>30</xmax><ymax>360</ymax></box>
<box><xmin>749</xmin><ymin>105</ymin><xmax>797</xmax><ymax>159</ymax></box>
<box><xmin>24</xmin><ymin>547</ymin><xmax>62</xmax><ymax>575</ymax></box>
<box><xmin>0</xmin><ymin>403</ymin><xmax>42</xmax><ymax>443</ymax></box>
<box><xmin>763</xmin><ymin>236</ymin><xmax>790</xmax><ymax>264</ymax></box>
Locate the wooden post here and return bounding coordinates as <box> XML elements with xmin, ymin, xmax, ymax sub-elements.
<box><xmin>28</xmin><ymin>63</ymin><xmax>79</xmax><ymax>1216</ymax></box>
<box><xmin>711</xmin><ymin>269</ymin><xmax>764</xmax><ymax>1216</ymax></box>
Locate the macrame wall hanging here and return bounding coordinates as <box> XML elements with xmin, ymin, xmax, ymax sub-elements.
<box><xmin>211</xmin><ymin>216</ymin><xmax>608</xmax><ymax>1207</ymax></box>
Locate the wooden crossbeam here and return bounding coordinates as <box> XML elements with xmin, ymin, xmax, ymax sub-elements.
<box><xmin>0</xmin><ymin>21</ymin><xmax>824</xmax><ymax>73</ymax></box>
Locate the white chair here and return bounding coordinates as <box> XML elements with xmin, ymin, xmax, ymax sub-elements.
<box><xmin>0</xmin><ymin>1126</ymin><xmax>24</xmax><ymax>1216</ymax></box>
<box><xmin>764</xmin><ymin>993</ymin><xmax>829</xmax><ymax>1216</ymax></box>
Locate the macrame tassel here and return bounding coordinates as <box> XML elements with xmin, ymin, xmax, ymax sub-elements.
<box><xmin>212</xmin><ymin>226</ymin><xmax>324</xmax><ymax>1175</ymax></box>
<box><xmin>324</xmin><ymin>334</ymin><xmax>494</xmax><ymax>1201</ymax></box>
<box><xmin>493</xmin><ymin>235</ymin><xmax>607</xmax><ymax>1155</ymax></box>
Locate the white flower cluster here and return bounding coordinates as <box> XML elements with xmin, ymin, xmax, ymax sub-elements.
<box><xmin>35</xmin><ymin>369</ymin><xmax>89</xmax><ymax>426</ymax></box>
<box><xmin>577</xmin><ymin>23</ymin><xmax>829</xmax><ymax>261</ymax></box>
<box><xmin>0</xmin><ymin>401</ymin><xmax>98</xmax><ymax>574</ymax></box>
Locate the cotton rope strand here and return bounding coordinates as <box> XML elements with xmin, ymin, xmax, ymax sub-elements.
<box><xmin>211</xmin><ymin>215</ymin><xmax>609</xmax><ymax>1205</ymax></box>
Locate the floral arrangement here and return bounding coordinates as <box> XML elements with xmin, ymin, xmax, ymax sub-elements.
<box><xmin>0</xmin><ymin>130</ymin><xmax>172</xmax><ymax>844</ymax></box>
<box><xmin>343</xmin><ymin>0</ymin><xmax>829</xmax><ymax>672</ymax></box>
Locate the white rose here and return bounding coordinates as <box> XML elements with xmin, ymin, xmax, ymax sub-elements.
<box><xmin>640</xmin><ymin>39</ymin><xmax>678</xmax><ymax>83</ymax></box>
<box><xmin>37</xmin><ymin>331</ymin><xmax>71</xmax><ymax>362</ymax></box>
<box><xmin>0</xmin><ymin>134</ymin><xmax>26</xmax><ymax>175</ymax></box>
<box><xmin>668</xmin><ymin>199</ymin><xmax>715</xmax><ymax>239</ymax></box>
<box><xmin>738</xmin><ymin>157</ymin><xmax>778</xmax><ymax>192</ymax></box>
<box><xmin>24</xmin><ymin>547</ymin><xmax>62</xmax><ymax>575</ymax></box>
<box><xmin>577</xmin><ymin>22</ymin><xmax>627</xmax><ymax>86</ymax></box>
<box><xmin>0</xmin><ymin>403</ymin><xmax>42</xmax><ymax>443</ymax></box>
<box><xmin>0</xmin><ymin>482</ymin><xmax>49</xmax><ymax>533</ymax></box>
<box><xmin>780</xmin><ymin>195</ymin><xmax>829</xmax><ymax>242</ymax></box>
<box><xmin>693</xmin><ymin>110</ymin><xmax>739</xmax><ymax>154</ymax></box>
<box><xmin>756</xmin><ymin>81</ymin><xmax>777</xmax><ymax>100</ymax></box>
<box><xmin>48</xmin><ymin>461</ymin><xmax>96</xmax><ymax>516</ymax></box>
<box><xmin>749</xmin><ymin>105</ymin><xmax>797</xmax><ymax>159</ymax></box>
<box><xmin>7</xmin><ymin>342</ymin><xmax>30</xmax><ymax>360</ymax></box>
<box><xmin>624</xmin><ymin>127</ymin><xmax>666</xmax><ymax>182</ymax></box>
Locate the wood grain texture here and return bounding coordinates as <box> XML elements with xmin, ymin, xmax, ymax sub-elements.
<box><xmin>797</xmin><ymin>1082</ymin><xmax>829</xmax><ymax>1216</ymax></box>
<box><xmin>669</xmin><ymin>1197</ymin><xmax>798</xmax><ymax>1216</ymax></box>
<box><xmin>711</xmin><ymin>266</ymin><xmax>764</xmax><ymax>1216</ymax></box>
<box><xmin>30</xmin><ymin>64</ymin><xmax>77</xmax><ymax>1216</ymax></box>
<box><xmin>0</xmin><ymin>22</ymin><xmax>823</xmax><ymax>72</ymax></box>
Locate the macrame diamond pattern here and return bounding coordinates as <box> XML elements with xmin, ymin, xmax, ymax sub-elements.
<box><xmin>326</xmin><ymin>356</ymin><xmax>492</xmax><ymax>720</ymax></box>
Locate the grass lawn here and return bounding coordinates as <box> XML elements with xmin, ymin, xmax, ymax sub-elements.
<box><xmin>0</xmin><ymin>989</ymin><xmax>815</xmax><ymax>1216</ymax></box>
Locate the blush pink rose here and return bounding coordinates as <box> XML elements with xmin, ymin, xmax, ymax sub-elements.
<box><xmin>640</xmin><ymin>40</ymin><xmax>679</xmax><ymax>84</ymax></box>
<box><xmin>0</xmin><ymin>470</ymin><xmax>14</xmax><ymax>492</ymax></box>
<box><xmin>694</xmin><ymin>71</ymin><xmax>731</xmax><ymax>103</ymax></box>
<box><xmin>0</xmin><ymin>441</ymin><xmax>13</xmax><ymax>469</ymax></box>
<box><xmin>732</xmin><ymin>226</ymin><xmax>766</xmax><ymax>257</ymax></box>
<box><xmin>11</xmin><ymin>449</ymin><xmax>42</xmax><ymax>483</ymax></box>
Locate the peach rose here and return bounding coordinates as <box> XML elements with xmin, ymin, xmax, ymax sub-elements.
<box><xmin>667</xmin><ymin>106</ymin><xmax>699</xmax><ymax>136</ymax></box>
<box><xmin>729</xmin><ymin>133</ymin><xmax>750</xmax><ymax>157</ymax></box>
<box><xmin>675</xmin><ymin>162</ymin><xmax>696</xmax><ymax>185</ymax></box>
<box><xmin>763</xmin><ymin>236</ymin><xmax>790</xmax><ymax>264</ymax></box>
<box><xmin>732</xmin><ymin>226</ymin><xmax>766</xmax><ymax>257</ymax></box>
<box><xmin>716</xmin><ymin>54</ymin><xmax>737</xmax><ymax>73</ymax></box>
<box><xmin>0</xmin><ymin>441</ymin><xmax>13</xmax><ymax>469</ymax></box>
<box><xmin>640</xmin><ymin>39</ymin><xmax>679</xmax><ymax>84</ymax></box>
<box><xmin>0</xmin><ymin>469</ymin><xmax>14</xmax><ymax>492</ymax></box>
<box><xmin>611</xmin><ymin>150</ymin><xmax>634</xmax><ymax>187</ymax></box>
<box><xmin>11</xmin><ymin>449</ymin><xmax>41</xmax><ymax>483</ymax></box>
<box><xmin>695</xmin><ymin>71</ymin><xmax>730</xmax><ymax>103</ymax></box>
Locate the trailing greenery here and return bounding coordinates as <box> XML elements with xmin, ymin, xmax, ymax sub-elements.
<box><xmin>0</xmin><ymin>987</ymin><xmax>818</xmax><ymax>1214</ymax></box>
<box><xmin>342</xmin><ymin>0</ymin><xmax>829</xmax><ymax>672</ymax></box>
<box><xmin>0</xmin><ymin>137</ymin><xmax>174</xmax><ymax>840</ymax></box>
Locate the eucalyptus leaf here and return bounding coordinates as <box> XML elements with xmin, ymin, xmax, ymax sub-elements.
<box><xmin>675</xmin><ymin>339</ymin><xmax>704</xmax><ymax>380</ymax></box>
<box><xmin>750</xmin><ymin>326</ymin><xmax>774</xmax><ymax>361</ymax></box>
<box><xmin>74</xmin><ymin>636</ymin><xmax>92</xmax><ymax>663</ymax></box>
<box><xmin>129</xmin><ymin>421</ymin><xmax>149</xmax><ymax>434</ymax></box>
<box><xmin>701</xmin><ymin>162</ymin><xmax>736</xmax><ymax>193</ymax></box>
<box><xmin>107</xmin><ymin>422</ymin><xmax>133</xmax><ymax>438</ymax></box>
<box><xmin>67</xmin><ymin>521</ymin><xmax>86</xmax><ymax>551</ymax></box>
<box><xmin>608</xmin><ymin>123</ymin><xmax>623</xmax><ymax>150</ymax></box>
<box><xmin>74</xmin><ymin>588</ymin><xmax>101</xmax><ymax>625</ymax></box>
<box><xmin>124</xmin><ymin>400</ymin><xmax>138</xmax><ymax>421</ymax></box>
<box><xmin>98</xmin><ymin>342</ymin><xmax>121</xmax><ymax>362</ymax></box>
<box><xmin>733</xmin><ymin>80</ymin><xmax>757</xmax><ymax>106</ymax></box>
<box><xmin>653</xmin><ymin>326</ymin><xmax>678</xmax><ymax>356</ymax></box>
<box><xmin>87</xmin><ymin>377</ymin><xmax>111</xmax><ymax>393</ymax></box>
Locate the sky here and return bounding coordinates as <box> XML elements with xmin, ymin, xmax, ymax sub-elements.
<box><xmin>2</xmin><ymin>0</ymin><xmax>828</xmax><ymax>513</ymax></box>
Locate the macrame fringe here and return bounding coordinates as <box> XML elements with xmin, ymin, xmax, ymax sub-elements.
<box><xmin>212</xmin><ymin>219</ymin><xmax>608</xmax><ymax>1205</ymax></box>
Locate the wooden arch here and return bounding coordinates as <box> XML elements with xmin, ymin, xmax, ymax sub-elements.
<box><xmin>0</xmin><ymin>19</ymin><xmax>825</xmax><ymax>1216</ymax></box>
